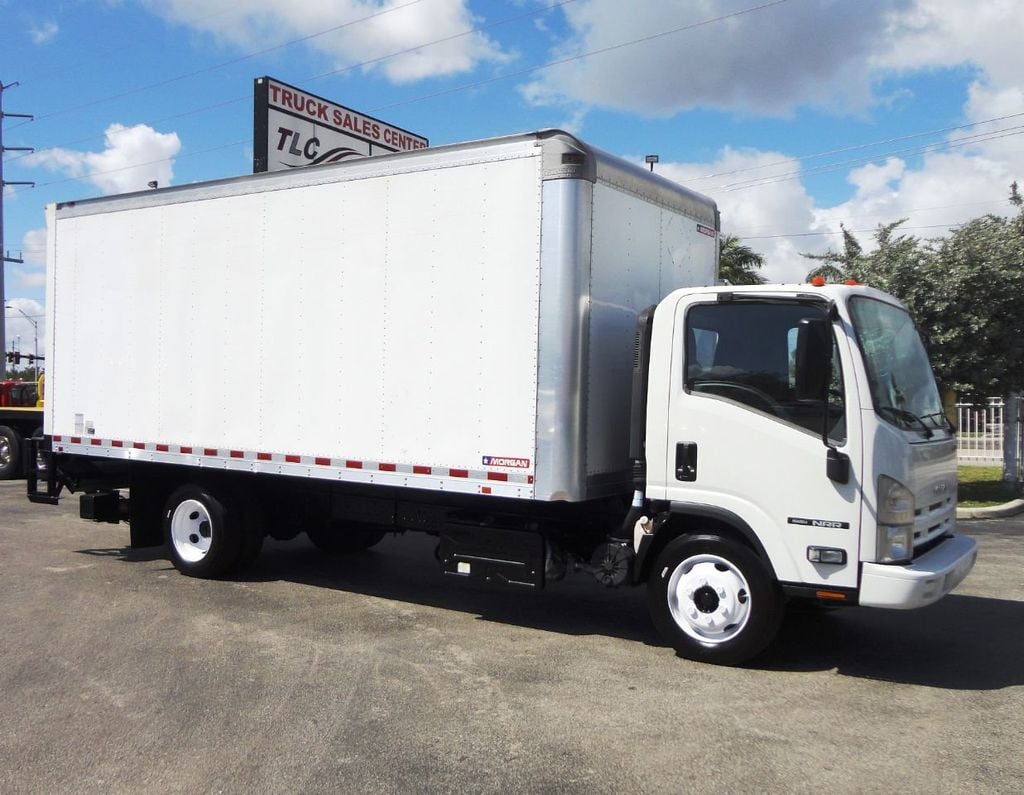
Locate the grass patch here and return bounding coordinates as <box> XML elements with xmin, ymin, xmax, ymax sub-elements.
<box><xmin>958</xmin><ymin>466</ymin><xmax>1022</xmax><ymax>507</ymax></box>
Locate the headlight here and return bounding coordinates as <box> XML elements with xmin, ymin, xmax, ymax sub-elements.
<box><xmin>877</xmin><ymin>524</ymin><xmax>913</xmax><ymax>563</ymax></box>
<box><xmin>877</xmin><ymin>476</ymin><xmax>915</xmax><ymax>563</ymax></box>
<box><xmin>878</xmin><ymin>475</ymin><xmax>915</xmax><ymax>524</ymax></box>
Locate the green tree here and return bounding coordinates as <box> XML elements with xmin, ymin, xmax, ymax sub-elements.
<box><xmin>3</xmin><ymin>367</ymin><xmax>40</xmax><ymax>382</ymax></box>
<box><xmin>804</xmin><ymin>189</ymin><xmax>1024</xmax><ymax>399</ymax></box>
<box><xmin>907</xmin><ymin>210</ymin><xmax>1024</xmax><ymax>398</ymax></box>
<box><xmin>718</xmin><ymin>235</ymin><xmax>767</xmax><ymax>285</ymax></box>
<box><xmin>804</xmin><ymin>223</ymin><xmax>866</xmax><ymax>283</ymax></box>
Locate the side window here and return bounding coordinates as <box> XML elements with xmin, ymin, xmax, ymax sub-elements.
<box><xmin>826</xmin><ymin>340</ymin><xmax>847</xmax><ymax>445</ymax></box>
<box><xmin>685</xmin><ymin>301</ymin><xmax>845</xmax><ymax>442</ymax></box>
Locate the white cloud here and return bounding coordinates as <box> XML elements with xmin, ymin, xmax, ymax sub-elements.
<box><xmin>26</xmin><ymin>124</ymin><xmax>181</xmax><ymax>195</ymax></box>
<box><xmin>814</xmin><ymin>150</ymin><xmax>1018</xmax><ymax>248</ymax></box>
<box><xmin>656</xmin><ymin>148</ymin><xmax>822</xmax><ymax>283</ymax></box>
<box><xmin>522</xmin><ymin>0</ymin><xmax>1024</xmax><ymax>282</ymax></box>
<box><xmin>521</xmin><ymin>0</ymin><xmax>1024</xmax><ymax>133</ymax></box>
<box><xmin>144</xmin><ymin>0</ymin><xmax>511</xmax><ymax>83</ymax></box>
<box><xmin>522</xmin><ymin>0</ymin><xmax>912</xmax><ymax>117</ymax></box>
<box><xmin>651</xmin><ymin>138</ymin><xmax>1021</xmax><ymax>285</ymax></box>
<box><xmin>3</xmin><ymin>298</ymin><xmax>45</xmax><ymax>357</ymax></box>
<box><xmin>805</xmin><ymin>78</ymin><xmax>1024</xmax><ymax>257</ymax></box>
<box><xmin>29</xmin><ymin>20</ymin><xmax>59</xmax><ymax>45</ymax></box>
<box><xmin>21</xmin><ymin>228</ymin><xmax>47</xmax><ymax>268</ymax></box>
<box><xmin>875</xmin><ymin>0</ymin><xmax>1024</xmax><ymax>86</ymax></box>
<box><xmin>15</xmin><ymin>270</ymin><xmax>47</xmax><ymax>290</ymax></box>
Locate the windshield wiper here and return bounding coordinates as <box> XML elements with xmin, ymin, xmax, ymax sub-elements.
<box><xmin>876</xmin><ymin>405</ymin><xmax>934</xmax><ymax>438</ymax></box>
<box><xmin>919</xmin><ymin>410</ymin><xmax>956</xmax><ymax>434</ymax></box>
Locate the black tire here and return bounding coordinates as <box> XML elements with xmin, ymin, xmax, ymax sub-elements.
<box><xmin>307</xmin><ymin>522</ymin><xmax>386</xmax><ymax>555</ymax></box>
<box><xmin>163</xmin><ymin>484</ymin><xmax>245</xmax><ymax>578</ymax></box>
<box><xmin>0</xmin><ymin>425</ymin><xmax>23</xmax><ymax>480</ymax></box>
<box><xmin>647</xmin><ymin>534</ymin><xmax>783</xmax><ymax>666</ymax></box>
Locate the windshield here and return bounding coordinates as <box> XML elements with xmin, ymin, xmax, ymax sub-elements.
<box><xmin>849</xmin><ymin>297</ymin><xmax>946</xmax><ymax>434</ymax></box>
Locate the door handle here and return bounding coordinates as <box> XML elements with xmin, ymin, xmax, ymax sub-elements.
<box><xmin>676</xmin><ymin>443</ymin><xmax>697</xmax><ymax>482</ymax></box>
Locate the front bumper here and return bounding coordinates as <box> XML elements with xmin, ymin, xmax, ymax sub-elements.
<box><xmin>859</xmin><ymin>533</ymin><xmax>977</xmax><ymax>609</ymax></box>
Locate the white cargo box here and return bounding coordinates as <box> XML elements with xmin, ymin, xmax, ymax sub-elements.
<box><xmin>45</xmin><ymin>131</ymin><xmax>718</xmax><ymax>502</ymax></box>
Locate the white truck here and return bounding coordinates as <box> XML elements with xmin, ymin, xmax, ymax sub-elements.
<box><xmin>29</xmin><ymin>130</ymin><xmax>977</xmax><ymax>665</ymax></box>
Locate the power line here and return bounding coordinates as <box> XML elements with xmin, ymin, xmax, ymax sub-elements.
<box><xmin>307</xmin><ymin>0</ymin><xmax>580</xmax><ymax>82</ymax></box>
<box><xmin>789</xmin><ymin>198</ymin><xmax>1011</xmax><ymax>231</ymax></box>
<box><xmin>30</xmin><ymin>137</ymin><xmax>249</xmax><ymax>190</ymax></box>
<box><xmin>1</xmin><ymin>81</ymin><xmax>36</xmax><ymax>379</ymax></box>
<box><xmin>723</xmin><ymin>125</ymin><xmax>1024</xmax><ymax>192</ymax></box>
<box><xmin>15</xmin><ymin>5</ymin><xmax>271</xmax><ymax>90</ymax></box>
<box><xmin>367</xmin><ymin>0</ymin><xmax>796</xmax><ymax>113</ymax></box>
<box><xmin>6</xmin><ymin>0</ymin><xmax>429</xmax><ymax>131</ymax></box>
<box><xmin>687</xmin><ymin>111</ymin><xmax>1024</xmax><ymax>183</ymax></box>
<box><xmin>18</xmin><ymin>0</ymin><xmax>794</xmax><ymax>191</ymax></box>
<box><xmin>737</xmin><ymin>223</ymin><xmax>964</xmax><ymax>241</ymax></box>
<box><xmin>9</xmin><ymin>0</ymin><xmax>579</xmax><ymax>164</ymax></box>
<box><xmin>11</xmin><ymin>0</ymin><xmax>1015</xmax><ymax>248</ymax></box>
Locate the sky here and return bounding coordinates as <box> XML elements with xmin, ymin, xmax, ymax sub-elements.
<box><xmin>2</xmin><ymin>0</ymin><xmax>1024</xmax><ymax>360</ymax></box>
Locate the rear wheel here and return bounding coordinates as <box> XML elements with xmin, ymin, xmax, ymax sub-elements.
<box><xmin>0</xmin><ymin>425</ymin><xmax>23</xmax><ymax>480</ymax></box>
<box><xmin>647</xmin><ymin>533</ymin><xmax>783</xmax><ymax>666</ymax></box>
<box><xmin>163</xmin><ymin>484</ymin><xmax>245</xmax><ymax>578</ymax></box>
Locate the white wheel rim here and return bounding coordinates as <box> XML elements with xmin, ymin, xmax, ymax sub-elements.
<box><xmin>666</xmin><ymin>553</ymin><xmax>752</xmax><ymax>645</ymax></box>
<box><xmin>0</xmin><ymin>437</ymin><xmax>10</xmax><ymax>467</ymax></box>
<box><xmin>170</xmin><ymin>499</ymin><xmax>214</xmax><ymax>563</ymax></box>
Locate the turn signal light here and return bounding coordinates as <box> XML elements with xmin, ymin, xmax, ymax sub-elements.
<box><xmin>807</xmin><ymin>546</ymin><xmax>847</xmax><ymax>564</ymax></box>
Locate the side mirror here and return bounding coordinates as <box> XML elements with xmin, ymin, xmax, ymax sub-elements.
<box><xmin>794</xmin><ymin>317</ymin><xmax>832</xmax><ymax>401</ymax></box>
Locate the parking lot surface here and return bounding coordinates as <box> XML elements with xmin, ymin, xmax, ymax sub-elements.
<box><xmin>1</xmin><ymin>480</ymin><xmax>1023</xmax><ymax>793</ymax></box>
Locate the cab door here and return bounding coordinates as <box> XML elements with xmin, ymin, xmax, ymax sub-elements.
<box><xmin>660</xmin><ymin>293</ymin><xmax>863</xmax><ymax>589</ymax></box>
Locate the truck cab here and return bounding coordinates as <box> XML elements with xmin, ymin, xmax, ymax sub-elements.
<box><xmin>638</xmin><ymin>282</ymin><xmax>977</xmax><ymax>664</ymax></box>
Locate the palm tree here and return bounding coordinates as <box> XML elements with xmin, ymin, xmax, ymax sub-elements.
<box><xmin>719</xmin><ymin>235</ymin><xmax>767</xmax><ymax>285</ymax></box>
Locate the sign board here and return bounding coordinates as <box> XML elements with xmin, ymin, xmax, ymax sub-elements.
<box><xmin>253</xmin><ymin>76</ymin><xmax>428</xmax><ymax>173</ymax></box>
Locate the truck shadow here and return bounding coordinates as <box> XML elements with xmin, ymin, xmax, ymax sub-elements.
<box><xmin>765</xmin><ymin>596</ymin><xmax>1024</xmax><ymax>689</ymax></box>
<box><xmin>79</xmin><ymin>533</ymin><xmax>1024</xmax><ymax>690</ymax></box>
<box><xmin>255</xmin><ymin>536</ymin><xmax>661</xmax><ymax>645</ymax></box>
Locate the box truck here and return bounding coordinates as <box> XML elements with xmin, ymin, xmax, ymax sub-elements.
<box><xmin>29</xmin><ymin>130</ymin><xmax>977</xmax><ymax>665</ymax></box>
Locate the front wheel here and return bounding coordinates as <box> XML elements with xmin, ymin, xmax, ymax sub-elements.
<box><xmin>647</xmin><ymin>534</ymin><xmax>783</xmax><ymax>666</ymax></box>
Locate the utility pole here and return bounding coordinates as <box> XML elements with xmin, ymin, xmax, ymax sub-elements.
<box><xmin>1</xmin><ymin>80</ymin><xmax>36</xmax><ymax>379</ymax></box>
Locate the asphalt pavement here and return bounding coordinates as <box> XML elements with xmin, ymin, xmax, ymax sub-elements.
<box><xmin>1</xmin><ymin>480</ymin><xmax>1023</xmax><ymax>793</ymax></box>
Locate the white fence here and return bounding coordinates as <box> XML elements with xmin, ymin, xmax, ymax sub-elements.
<box><xmin>956</xmin><ymin>399</ymin><xmax>1005</xmax><ymax>465</ymax></box>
